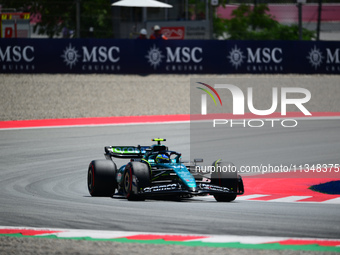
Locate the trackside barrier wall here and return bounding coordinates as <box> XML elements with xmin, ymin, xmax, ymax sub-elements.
<box><xmin>0</xmin><ymin>39</ymin><xmax>339</xmax><ymax>74</ymax></box>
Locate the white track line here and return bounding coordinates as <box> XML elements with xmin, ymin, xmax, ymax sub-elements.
<box><xmin>269</xmin><ymin>196</ymin><xmax>312</xmax><ymax>202</ymax></box>
<box><xmin>322</xmin><ymin>197</ymin><xmax>340</xmax><ymax>204</ymax></box>
<box><xmin>236</xmin><ymin>194</ymin><xmax>270</xmax><ymax>200</ymax></box>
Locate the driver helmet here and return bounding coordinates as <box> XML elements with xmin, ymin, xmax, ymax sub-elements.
<box><xmin>156</xmin><ymin>154</ymin><xmax>170</xmax><ymax>163</ymax></box>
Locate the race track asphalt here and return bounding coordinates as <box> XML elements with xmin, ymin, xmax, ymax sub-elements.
<box><xmin>0</xmin><ymin>120</ymin><xmax>339</xmax><ymax>239</ymax></box>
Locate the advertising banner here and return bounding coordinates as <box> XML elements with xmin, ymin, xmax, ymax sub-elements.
<box><xmin>0</xmin><ymin>39</ymin><xmax>339</xmax><ymax>74</ymax></box>
<box><xmin>146</xmin><ymin>21</ymin><xmax>210</xmax><ymax>40</ymax></box>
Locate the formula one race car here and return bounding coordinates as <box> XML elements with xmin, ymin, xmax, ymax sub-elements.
<box><xmin>87</xmin><ymin>138</ymin><xmax>244</xmax><ymax>202</ymax></box>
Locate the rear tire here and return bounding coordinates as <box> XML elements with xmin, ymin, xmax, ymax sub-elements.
<box><xmin>88</xmin><ymin>160</ymin><xmax>117</xmax><ymax>197</ymax></box>
<box><xmin>211</xmin><ymin>160</ymin><xmax>238</xmax><ymax>202</ymax></box>
<box><xmin>123</xmin><ymin>162</ymin><xmax>151</xmax><ymax>201</ymax></box>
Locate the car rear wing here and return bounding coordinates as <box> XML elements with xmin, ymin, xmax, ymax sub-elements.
<box><xmin>105</xmin><ymin>146</ymin><xmax>151</xmax><ymax>159</ymax></box>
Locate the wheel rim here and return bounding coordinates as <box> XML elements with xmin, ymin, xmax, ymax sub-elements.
<box><xmin>124</xmin><ymin>171</ymin><xmax>130</xmax><ymax>194</ymax></box>
<box><xmin>88</xmin><ymin>166</ymin><xmax>94</xmax><ymax>192</ymax></box>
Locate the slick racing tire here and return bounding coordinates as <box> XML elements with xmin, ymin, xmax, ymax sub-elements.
<box><xmin>88</xmin><ymin>160</ymin><xmax>117</xmax><ymax>197</ymax></box>
<box><xmin>211</xmin><ymin>160</ymin><xmax>238</xmax><ymax>202</ymax></box>
<box><xmin>123</xmin><ymin>162</ymin><xmax>151</xmax><ymax>201</ymax></box>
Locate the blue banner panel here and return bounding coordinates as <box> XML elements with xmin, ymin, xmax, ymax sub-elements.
<box><xmin>0</xmin><ymin>39</ymin><xmax>339</xmax><ymax>74</ymax></box>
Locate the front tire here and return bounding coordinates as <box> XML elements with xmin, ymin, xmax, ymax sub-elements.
<box><xmin>211</xmin><ymin>160</ymin><xmax>238</xmax><ymax>202</ymax></box>
<box><xmin>123</xmin><ymin>162</ymin><xmax>151</xmax><ymax>201</ymax></box>
<box><xmin>88</xmin><ymin>160</ymin><xmax>117</xmax><ymax>197</ymax></box>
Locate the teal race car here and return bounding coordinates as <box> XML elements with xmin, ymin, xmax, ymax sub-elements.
<box><xmin>87</xmin><ymin>138</ymin><xmax>244</xmax><ymax>202</ymax></box>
